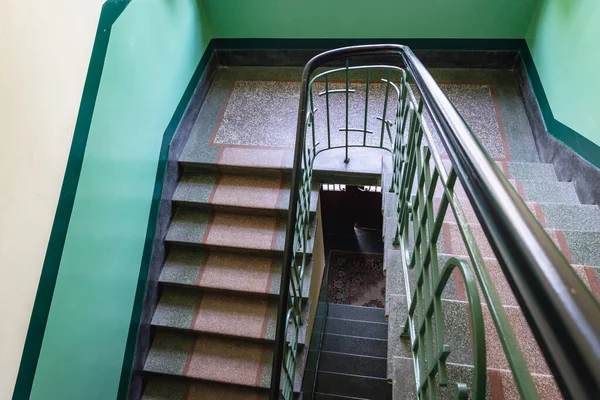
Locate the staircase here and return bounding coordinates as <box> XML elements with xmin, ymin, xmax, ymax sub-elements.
<box><xmin>141</xmin><ymin>164</ymin><xmax>319</xmax><ymax>398</ymax></box>
<box><xmin>383</xmin><ymin>127</ymin><xmax>600</xmax><ymax>397</ymax></box>
<box><xmin>314</xmin><ymin>304</ymin><xmax>392</xmax><ymax>400</ymax></box>
<box><xmin>134</xmin><ymin>44</ymin><xmax>600</xmax><ymax>399</ymax></box>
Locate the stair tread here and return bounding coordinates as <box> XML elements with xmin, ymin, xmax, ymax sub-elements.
<box><xmin>506</xmin><ymin>161</ymin><xmax>557</xmax><ymax>181</ymax></box>
<box><xmin>321</xmin><ymin>333</ymin><xmax>387</xmax><ymax>358</ymax></box>
<box><xmin>160</xmin><ymin>247</ymin><xmax>282</xmax><ymax>296</ymax></box>
<box><xmin>144</xmin><ymin>330</ymin><xmax>273</xmax><ymax>389</ymax></box>
<box><xmin>166</xmin><ymin>208</ymin><xmax>286</xmax><ymax>252</ymax></box>
<box><xmin>173</xmin><ymin>171</ymin><xmax>319</xmax><ymax>214</ymax></box>
<box><xmin>442</xmin><ymin>221</ymin><xmax>600</xmax><ymax>266</ymax></box>
<box><xmin>517</xmin><ymin>179</ymin><xmax>580</xmax><ymax>204</ymax></box>
<box><xmin>142</xmin><ymin>376</ymin><xmax>268</xmax><ymax>399</ymax></box>
<box><xmin>153</xmin><ymin>287</ymin><xmax>278</xmax><ymax>340</ymax></box>
<box><xmin>180</xmin><ymin>144</ymin><xmax>293</xmax><ymax>171</ymax></box>
<box><xmin>327</xmin><ymin>304</ymin><xmax>386</xmax><ymax>323</ymax></box>
<box><xmin>324</xmin><ymin>317</ymin><xmax>388</xmax><ymax>339</ymax></box>
<box><xmin>435</xmin><ymin>195</ymin><xmax>600</xmax><ymax>231</ymax></box>
<box><xmin>318</xmin><ymin>351</ymin><xmax>387</xmax><ymax>378</ymax></box>
<box><xmin>315</xmin><ymin>370</ymin><xmax>392</xmax><ymax>399</ymax></box>
<box><xmin>391</xmin><ymin>356</ymin><xmax>560</xmax><ymax>400</ymax></box>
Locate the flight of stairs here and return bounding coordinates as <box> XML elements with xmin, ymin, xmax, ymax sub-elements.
<box><xmin>314</xmin><ymin>304</ymin><xmax>392</xmax><ymax>400</ymax></box>
<box><xmin>384</xmin><ymin>159</ymin><xmax>600</xmax><ymax>399</ymax></box>
<box><xmin>141</xmin><ymin>165</ymin><xmax>319</xmax><ymax>398</ymax></box>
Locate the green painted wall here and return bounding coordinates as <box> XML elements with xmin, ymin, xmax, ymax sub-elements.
<box><xmin>203</xmin><ymin>0</ymin><xmax>538</xmax><ymax>38</ymax></box>
<box><xmin>29</xmin><ymin>0</ymin><xmax>211</xmax><ymax>398</ymax></box>
<box><xmin>526</xmin><ymin>0</ymin><xmax>600</xmax><ymax>147</ymax></box>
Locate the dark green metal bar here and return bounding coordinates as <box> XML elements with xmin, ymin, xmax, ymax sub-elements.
<box><xmin>345</xmin><ymin>59</ymin><xmax>349</xmax><ymax>163</ymax></box>
<box><xmin>309</xmin><ymin>88</ymin><xmax>316</xmax><ymax>150</ymax></box>
<box><xmin>325</xmin><ymin>75</ymin><xmax>331</xmax><ymax>149</ymax></box>
<box><xmin>364</xmin><ymin>69</ymin><xmax>370</xmax><ymax>146</ymax></box>
<box><xmin>380</xmin><ymin>69</ymin><xmax>391</xmax><ymax>148</ymax></box>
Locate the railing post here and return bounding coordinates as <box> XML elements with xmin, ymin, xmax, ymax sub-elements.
<box><xmin>344</xmin><ymin>59</ymin><xmax>350</xmax><ymax>163</ymax></box>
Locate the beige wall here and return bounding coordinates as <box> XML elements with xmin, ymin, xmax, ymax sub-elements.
<box><xmin>0</xmin><ymin>1</ymin><xmax>104</xmax><ymax>397</ymax></box>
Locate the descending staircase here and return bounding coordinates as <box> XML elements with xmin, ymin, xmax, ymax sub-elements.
<box><xmin>142</xmin><ymin>166</ymin><xmax>319</xmax><ymax>398</ymax></box>
<box><xmin>384</xmin><ymin>158</ymin><xmax>600</xmax><ymax>398</ymax></box>
<box><xmin>315</xmin><ymin>304</ymin><xmax>392</xmax><ymax>400</ymax></box>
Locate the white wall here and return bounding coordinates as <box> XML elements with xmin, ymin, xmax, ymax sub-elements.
<box><xmin>0</xmin><ymin>1</ymin><xmax>105</xmax><ymax>398</ymax></box>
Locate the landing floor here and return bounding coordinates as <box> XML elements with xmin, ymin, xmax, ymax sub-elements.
<box><xmin>181</xmin><ymin>67</ymin><xmax>539</xmax><ymax>173</ymax></box>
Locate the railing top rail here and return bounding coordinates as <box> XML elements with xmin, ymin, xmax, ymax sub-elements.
<box><xmin>279</xmin><ymin>44</ymin><xmax>600</xmax><ymax>400</ymax></box>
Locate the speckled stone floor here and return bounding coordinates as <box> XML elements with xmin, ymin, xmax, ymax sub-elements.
<box><xmin>179</xmin><ymin>67</ymin><xmax>539</xmax><ymax>174</ymax></box>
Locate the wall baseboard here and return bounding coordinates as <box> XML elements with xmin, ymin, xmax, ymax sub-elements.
<box><xmin>119</xmin><ymin>45</ymin><xmax>219</xmax><ymax>400</ymax></box>
<box><xmin>515</xmin><ymin>53</ymin><xmax>600</xmax><ymax>206</ymax></box>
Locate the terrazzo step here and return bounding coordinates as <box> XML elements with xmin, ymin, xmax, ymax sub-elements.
<box><xmin>180</xmin><ymin>148</ymin><xmax>293</xmax><ymax>176</ymax></box>
<box><xmin>318</xmin><ymin>351</ymin><xmax>387</xmax><ymax>378</ymax></box>
<box><xmin>173</xmin><ymin>171</ymin><xmax>319</xmax><ymax>217</ymax></box>
<box><xmin>434</xmin><ymin>175</ymin><xmax>579</xmax><ymax>205</ymax></box>
<box><xmin>159</xmin><ymin>246</ymin><xmax>313</xmax><ymax>299</ymax></box>
<box><xmin>144</xmin><ymin>330</ymin><xmax>273</xmax><ymax>389</ymax></box>
<box><xmin>517</xmin><ymin>179</ymin><xmax>580</xmax><ymax>204</ymax></box>
<box><xmin>321</xmin><ymin>333</ymin><xmax>387</xmax><ymax>358</ymax></box>
<box><xmin>506</xmin><ymin>161</ymin><xmax>557</xmax><ymax>182</ymax></box>
<box><xmin>166</xmin><ymin>208</ymin><xmax>316</xmax><ymax>257</ymax></box>
<box><xmin>327</xmin><ymin>304</ymin><xmax>387</xmax><ymax>323</ymax></box>
<box><xmin>537</xmin><ymin>202</ymin><xmax>600</xmax><ymax>232</ymax></box>
<box><xmin>385</xmin><ymin>293</ymin><xmax>551</xmax><ymax>376</ymax></box>
<box><xmin>142</xmin><ymin>376</ymin><xmax>269</xmax><ymax>400</ymax></box>
<box><xmin>391</xmin><ymin>356</ymin><xmax>560</xmax><ymax>399</ymax></box>
<box><xmin>152</xmin><ymin>287</ymin><xmax>278</xmax><ymax>341</ymax></box>
<box><xmin>433</xmin><ymin>195</ymin><xmax>600</xmax><ymax>233</ymax></box>
<box><xmin>324</xmin><ymin>317</ymin><xmax>388</xmax><ymax>339</ymax></box>
<box><xmin>153</xmin><ymin>286</ymin><xmax>311</xmax><ymax>345</ymax></box>
<box><xmin>315</xmin><ymin>371</ymin><xmax>392</xmax><ymax>399</ymax></box>
<box><xmin>441</xmin><ymin>222</ymin><xmax>600</xmax><ymax>267</ymax></box>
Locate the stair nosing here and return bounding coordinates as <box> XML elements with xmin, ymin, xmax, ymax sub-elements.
<box><xmin>316</xmin><ymin>370</ymin><xmax>390</xmax><ymax>382</ymax></box>
<box><xmin>157</xmin><ymin>279</ymin><xmax>282</xmax><ymax>298</ymax></box>
<box><xmin>150</xmin><ymin>323</ymin><xmax>279</xmax><ymax>344</ymax></box>
<box><xmin>323</xmin><ymin>332</ymin><xmax>388</xmax><ymax>342</ymax></box>
<box><xmin>325</xmin><ymin>316</ymin><xmax>388</xmax><ymax>326</ymax></box>
<box><xmin>143</xmin><ymin>369</ymin><xmax>272</xmax><ymax>390</ymax></box>
<box><xmin>319</xmin><ymin>350</ymin><xmax>388</xmax><ymax>361</ymax></box>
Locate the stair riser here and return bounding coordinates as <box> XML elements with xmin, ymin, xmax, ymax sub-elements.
<box><xmin>327</xmin><ymin>304</ymin><xmax>387</xmax><ymax>323</ymax></box>
<box><xmin>321</xmin><ymin>334</ymin><xmax>387</xmax><ymax>358</ymax></box>
<box><xmin>165</xmin><ymin>241</ymin><xmax>314</xmax><ymax>260</ymax></box>
<box><xmin>318</xmin><ymin>352</ymin><xmax>387</xmax><ymax>378</ymax></box>
<box><xmin>181</xmin><ymin>161</ymin><xmax>291</xmax><ymax>177</ymax></box>
<box><xmin>325</xmin><ymin>318</ymin><xmax>388</xmax><ymax>339</ymax></box>
<box><xmin>173</xmin><ymin>200</ymin><xmax>320</xmax><ymax>221</ymax></box>
<box><xmin>315</xmin><ymin>372</ymin><xmax>392</xmax><ymax>399</ymax></box>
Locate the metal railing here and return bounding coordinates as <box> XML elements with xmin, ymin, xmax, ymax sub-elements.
<box><xmin>270</xmin><ymin>45</ymin><xmax>600</xmax><ymax>400</ymax></box>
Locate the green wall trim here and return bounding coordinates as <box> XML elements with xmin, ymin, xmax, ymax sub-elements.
<box><xmin>520</xmin><ymin>45</ymin><xmax>600</xmax><ymax>169</ymax></box>
<box><xmin>212</xmin><ymin>38</ymin><xmax>525</xmax><ymax>51</ymax></box>
<box><xmin>116</xmin><ymin>41</ymin><xmax>215</xmax><ymax>400</ymax></box>
<box><xmin>11</xmin><ymin>2</ymin><xmax>130</xmax><ymax>399</ymax></box>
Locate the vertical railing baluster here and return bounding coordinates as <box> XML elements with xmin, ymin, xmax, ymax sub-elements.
<box><xmin>309</xmin><ymin>86</ymin><xmax>316</xmax><ymax>151</ymax></box>
<box><xmin>344</xmin><ymin>59</ymin><xmax>350</xmax><ymax>163</ymax></box>
<box><xmin>364</xmin><ymin>69</ymin><xmax>370</xmax><ymax>146</ymax></box>
<box><xmin>325</xmin><ymin>75</ymin><xmax>331</xmax><ymax>149</ymax></box>
<box><xmin>380</xmin><ymin>69</ymin><xmax>391</xmax><ymax>148</ymax></box>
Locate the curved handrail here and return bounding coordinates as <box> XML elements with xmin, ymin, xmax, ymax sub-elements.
<box><xmin>270</xmin><ymin>44</ymin><xmax>600</xmax><ymax>400</ymax></box>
